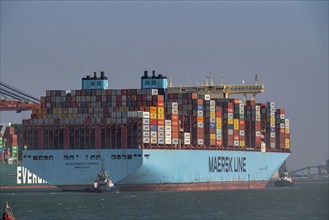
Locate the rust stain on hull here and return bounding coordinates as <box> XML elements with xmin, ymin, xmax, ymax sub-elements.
<box><xmin>118</xmin><ymin>181</ymin><xmax>268</xmax><ymax>191</ymax></box>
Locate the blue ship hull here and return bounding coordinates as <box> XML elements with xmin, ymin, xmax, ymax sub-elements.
<box><xmin>19</xmin><ymin>149</ymin><xmax>290</xmax><ymax>191</ymax></box>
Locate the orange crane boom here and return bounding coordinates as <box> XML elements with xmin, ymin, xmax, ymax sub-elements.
<box><xmin>0</xmin><ymin>81</ymin><xmax>40</xmax><ymax>112</ymax></box>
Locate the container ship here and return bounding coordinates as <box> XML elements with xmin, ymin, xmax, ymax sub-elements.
<box><xmin>1</xmin><ymin>71</ymin><xmax>291</xmax><ymax>191</ymax></box>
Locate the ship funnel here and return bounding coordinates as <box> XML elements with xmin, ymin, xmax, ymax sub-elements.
<box><xmin>93</xmin><ymin>72</ymin><xmax>97</xmax><ymax>79</ymax></box>
<box><xmin>152</xmin><ymin>70</ymin><xmax>156</xmax><ymax>77</ymax></box>
<box><xmin>101</xmin><ymin>71</ymin><xmax>105</xmax><ymax>79</ymax></box>
<box><xmin>144</xmin><ymin>71</ymin><xmax>148</xmax><ymax>77</ymax></box>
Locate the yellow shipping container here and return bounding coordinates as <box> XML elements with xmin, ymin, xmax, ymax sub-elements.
<box><xmin>234</xmin><ymin>124</ymin><xmax>239</xmax><ymax>131</ymax></box>
<box><xmin>285</xmin><ymin>128</ymin><xmax>290</xmax><ymax>134</ymax></box>
<box><xmin>270</xmin><ymin>117</ymin><xmax>275</xmax><ymax>124</ymax></box>
<box><xmin>228</xmin><ymin>118</ymin><xmax>233</xmax><ymax>124</ymax></box>
<box><xmin>285</xmin><ymin>143</ymin><xmax>290</xmax><ymax>149</ymax></box>
<box><xmin>150</xmin><ymin>113</ymin><xmax>157</xmax><ymax>119</ymax></box>
<box><xmin>158</xmin><ymin>107</ymin><xmax>164</xmax><ymax>114</ymax></box>
<box><xmin>150</xmin><ymin>106</ymin><xmax>157</xmax><ymax>113</ymax></box>
<box><xmin>210</xmin><ymin>134</ymin><xmax>216</xmax><ymax>140</ymax></box>
<box><xmin>240</xmin><ymin>141</ymin><xmax>245</xmax><ymax>147</ymax></box>
<box><xmin>234</xmin><ymin>119</ymin><xmax>239</xmax><ymax>125</ymax></box>
<box><xmin>210</xmin><ymin>112</ymin><xmax>215</xmax><ymax>118</ymax></box>
<box><xmin>216</xmin><ymin>118</ymin><xmax>222</xmax><ymax>124</ymax></box>
<box><xmin>158</xmin><ymin>113</ymin><xmax>164</xmax><ymax>120</ymax></box>
<box><xmin>285</xmin><ymin>139</ymin><xmax>290</xmax><ymax>144</ymax></box>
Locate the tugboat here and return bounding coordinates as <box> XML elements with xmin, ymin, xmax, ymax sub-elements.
<box><xmin>275</xmin><ymin>171</ymin><xmax>295</xmax><ymax>187</ymax></box>
<box><xmin>2</xmin><ymin>202</ymin><xmax>15</xmax><ymax>220</ymax></box>
<box><xmin>87</xmin><ymin>160</ymin><xmax>118</xmax><ymax>193</ymax></box>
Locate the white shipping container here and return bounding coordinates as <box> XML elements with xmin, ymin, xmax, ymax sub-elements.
<box><xmin>184</xmin><ymin>133</ymin><xmax>190</xmax><ymax>139</ymax></box>
<box><xmin>280</xmin><ymin>114</ymin><xmax>285</xmax><ymax>120</ymax></box>
<box><xmin>197</xmin><ymin>139</ymin><xmax>204</xmax><ymax>145</ymax></box>
<box><xmin>234</xmin><ymin>141</ymin><xmax>240</xmax><ymax>147</ymax></box>
<box><xmin>184</xmin><ymin>139</ymin><xmax>191</xmax><ymax>145</ymax></box>
<box><xmin>271</xmin><ymin>143</ymin><xmax>276</xmax><ymax>148</ymax></box>
<box><xmin>197</xmin><ymin>110</ymin><xmax>203</xmax><ymax>116</ymax></box>
<box><xmin>228</xmin><ymin>130</ymin><xmax>233</xmax><ymax>135</ymax></box>
<box><xmin>143</xmin><ymin>131</ymin><xmax>150</xmax><ymax>137</ymax></box>
<box><xmin>269</xmin><ymin>112</ymin><xmax>275</xmax><ymax>118</ymax></box>
<box><xmin>210</xmin><ymin>118</ymin><xmax>216</xmax><ymax>123</ymax></box>
<box><xmin>143</xmin><ymin>112</ymin><xmax>150</xmax><ymax>118</ymax></box>
<box><xmin>239</xmin><ymin>130</ymin><xmax>245</xmax><ymax>136</ymax></box>
<box><xmin>256</xmin><ymin>131</ymin><xmax>261</xmax><ymax>137</ymax></box>
<box><xmin>172</xmin><ymin>138</ymin><xmax>179</xmax><ymax>145</ymax></box>
<box><xmin>143</xmin><ymin>125</ymin><xmax>150</xmax><ymax>131</ymax></box>
<box><xmin>204</xmin><ymin>94</ymin><xmax>210</xmax><ymax>100</ymax></box>
<box><xmin>143</xmin><ymin>137</ymin><xmax>150</xmax><ymax>143</ymax></box>
<box><xmin>171</xmin><ymin>102</ymin><xmax>178</xmax><ymax>108</ymax></box>
<box><xmin>280</xmin><ymin>124</ymin><xmax>285</xmax><ymax>129</ymax></box>
<box><xmin>165</xmin><ymin>132</ymin><xmax>172</xmax><ymax>138</ymax></box>
<box><xmin>228</xmin><ymin>113</ymin><xmax>233</xmax><ymax>119</ymax></box>
<box><xmin>210</xmin><ymin>106</ymin><xmax>215</xmax><ymax>112</ymax></box>
<box><xmin>165</xmin><ymin>120</ymin><xmax>171</xmax><ymax>126</ymax></box>
<box><xmin>158</xmin><ymin>126</ymin><xmax>164</xmax><ymax>132</ymax></box>
<box><xmin>197</xmin><ymin>122</ymin><xmax>204</xmax><ymax>128</ymax></box>
<box><xmin>158</xmin><ymin>132</ymin><xmax>164</xmax><ymax>138</ymax></box>
<box><xmin>158</xmin><ymin>138</ymin><xmax>164</xmax><ymax>144</ymax></box>
<box><xmin>165</xmin><ymin>138</ymin><xmax>172</xmax><ymax>145</ymax></box>
<box><xmin>151</xmin><ymin>138</ymin><xmax>157</xmax><ymax>144</ymax></box>
<box><xmin>172</xmin><ymin>109</ymin><xmax>179</xmax><ymax>114</ymax></box>
<box><xmin>256</xmin><ymin>116</ymin><xmax>261</xmax><ymax>121</ymax></box>
<box><xmin>216</xmin><ymin>134</ymin><xmax>222</xmax><ymax>139</ymax></box>
<box><xmin>165</xmin><ymin>126</ymin><xmax>172</xmax><ymax>132</ymax></box>
<box><xmin>151</xmin><ymin>89</ymin><xmax>158</xmax><ymax>95</ymax></box>
<box><xmin>143</xmin><ymin>119</ymin><xmax>150</xmax><ymax>124</ymax></box>
<box><xmin>150</xmin><ymin>131</ymin><xmax>157</xmax><ymax>138</ymax></box>
<box><xmin>270</xmin><ymin>132</ymin><xmax>275</xmax><ymax>138</ymax></box>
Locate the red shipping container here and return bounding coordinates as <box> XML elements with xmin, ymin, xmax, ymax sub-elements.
<box><xmin>171</xmin><ymin>115</ymin><xmax>179</xmax><ymax>121</ymax></box>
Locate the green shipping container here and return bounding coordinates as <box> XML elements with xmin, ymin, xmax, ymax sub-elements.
<box><xmin>12</xmin><ymin>146</ymin><xmax>17</xmax><ymax>160</ymax></box>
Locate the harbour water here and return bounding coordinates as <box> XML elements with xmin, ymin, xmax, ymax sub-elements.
<box><xmin>1</xmin><ymin>181</ymin><xmax>328</xmax><ymax>220</ymax></box>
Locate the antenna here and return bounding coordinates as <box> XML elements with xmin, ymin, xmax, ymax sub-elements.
<box><xmin>169</xmin><ymin>76</ymin><xmax>173</xmax><ymax>87</ymax></box>
<box><xmin>220</xmin><ymin>75</ymin><xmax>224</xmax><ymax>86</ymax></box>
<box><xmin>255</xmin><ymin>74</ymin><xmax>259</xmax><ymax>85</ymax></box>
<box><xmin>209</xmin><ymin>72</ymin><xmax>214</xmax><ymax>86</ymax></box>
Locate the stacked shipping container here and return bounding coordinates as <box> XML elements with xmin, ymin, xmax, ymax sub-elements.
<box><xmin>23</xmin><ymin>88</ymin><xmax>290</xmax><ymax>152</ymax></box>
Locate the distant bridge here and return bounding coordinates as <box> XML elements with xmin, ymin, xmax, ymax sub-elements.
<box><xmin>291</xmin><ymin>165</ymin><xmax>328</xmax><ymax>177</ymax></box>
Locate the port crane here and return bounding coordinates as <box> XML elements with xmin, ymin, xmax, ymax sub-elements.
<box><xmin>0</xmin><ymin>81</ymin><xmax>40</xmax><ymax>112</ymax></box>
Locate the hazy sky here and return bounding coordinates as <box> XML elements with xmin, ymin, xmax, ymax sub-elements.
<box><xmin>0</xmin><ymin>1</ymin><xmax>328</xmax><ymax>170</ymax></box>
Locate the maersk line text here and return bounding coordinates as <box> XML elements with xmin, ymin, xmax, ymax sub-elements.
<box><xmin>209</xmin><ymin>157</ymin><xmax>246</xmax><ymax>173</ymax></box>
